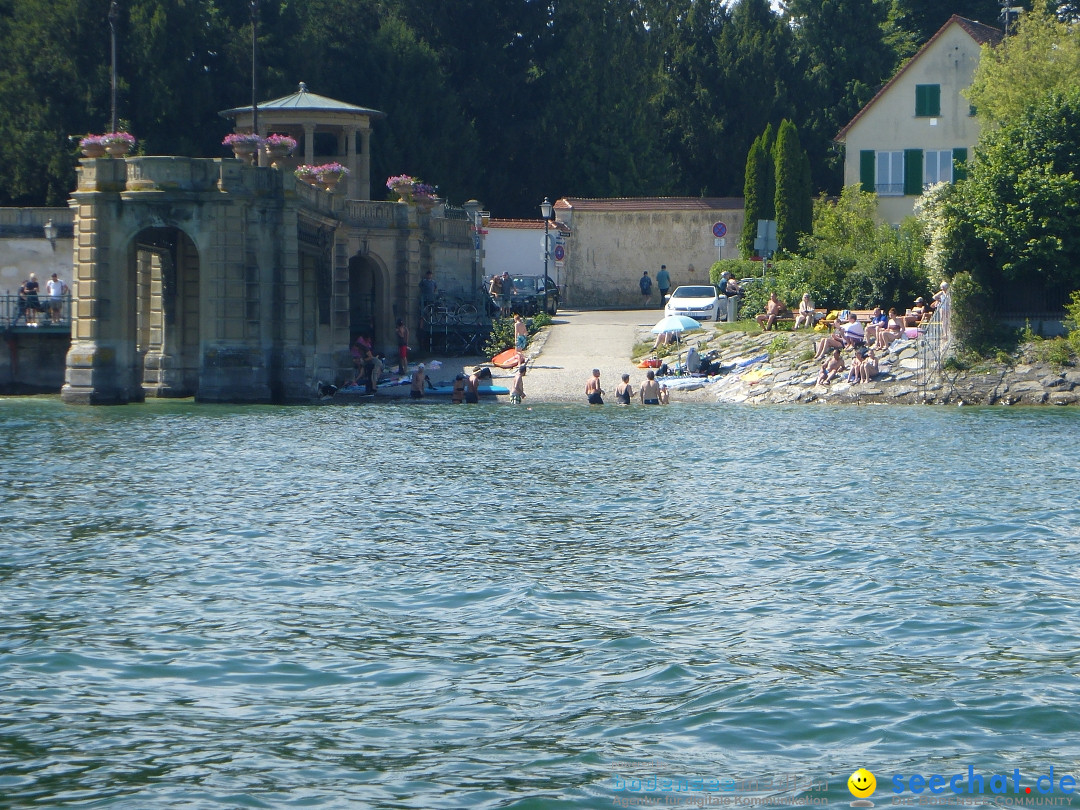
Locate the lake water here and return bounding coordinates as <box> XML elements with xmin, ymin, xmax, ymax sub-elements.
<box><xmin>2</xmin><ymin>397</ymin><xmax>1080</xmax><ymax>809</ymax></box>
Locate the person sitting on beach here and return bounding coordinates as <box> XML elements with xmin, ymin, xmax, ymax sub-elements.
<box><xmin>840</xmin><ymin>311</ymin><xmax>866</xmax><ymax>348</ymax></box>
<box><xmin>904</xmin><ymin>297</ymin><xmax>928</xmax><ymax>326</ymax></box>
<box><xmin>863</xmin><ymin>306</ymin><xmax>886</xmax><ymax>344</ymax></box>
<box><xmin>847</xmin><ymin>347</ymin><xmax>867</xmax><ymax>384</ymax></box>
<box><xmin>653</xmin><ymin>330</ymin><xmax>677</xmax><ymax>350</ymax></box>
<box><xmin>817</xmin><ymin>349</ymin><xmax>845</xmax><ymax>386</ymax></box>
<box><xmin>814</xmin><ymin>320</ymin><xmax>848</xmax><ymax>359</ymax></box>
<box><xmin>756</xmin><ymin>292</ymin><xmax>785</xmax><ymax>331</ymax></box>
<box><xmin>875</xmin><ymin>308</ymin><xmax>905</xmax><ymax>350</ymax></box>
<box><xmin>615</xmin><ymin>373</ymin><xmax>633</xmax><ymax>404</ymax></box>
<box><xmin>794</xmin><ymin>293</ymin><xmax>817</xmax><ymax>330</ymax></box>
<box><xmin>861</xmin><ymin>348</ymin><xmax>879</xmax><ymax>382</ymax></box>
<box><xmin>639</xmin><ymin>370</ymin><xmax>660</xmax><ymax>404</ymax></box>
<box><xmin>585</xmin><ymin>369</ymin><xmax>604</xmax><ymax>405</ymax></box>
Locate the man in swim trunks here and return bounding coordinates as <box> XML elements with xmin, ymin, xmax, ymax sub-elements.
<box><xmin>586</xmin><ymin>369</ymin><xmax>604</xmax><ymax>405</ymax></box>
<box><xmin>464</xmin><ymin>370</ymin><xmax>481</xmax><ymax>404</ymax></box>
<box><xmin>513</xmin><ymin>313</ymin><xmax>528</xmax><ymax>352</ymax></box>
<box><xmin>639</xmin><ymin>370</ymin><xmax>660</xmax><ymax>404</ymax></box>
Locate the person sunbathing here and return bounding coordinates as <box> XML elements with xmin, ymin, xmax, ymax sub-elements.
<box><xmin>817</xmin><ymin>349</ymin><xmax>845</xmax><ymax>385</ymax></box>
<box><xmin>860</xmin><ymin>349</ymin><xmax>879</xmax><ymax>382</ymax></box>
<box><xmin>756</xmin><ymin>292</ymin><xmax>785</xmax><ymax>331</ymax></box>
<box><xmin>794</xmin><ymin>293</ymin><xmax>817</xmax><ymax>329</ymax></box>
<box><xmin>874</xmin><ymin>308</ymin><xmax>904</xmax><ymax>350</ymax></box>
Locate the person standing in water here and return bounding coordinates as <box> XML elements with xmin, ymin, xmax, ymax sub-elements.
<box><xmin>615</xmin><ymin>374</ymin><xmax>633</xmax><ymax>404</ymax></box>
<box><xmin>639</xmin><ymin>370</ymin><xmax>661</xmax><ymax>404</ymax></box>
<box><xmin>509</xmin><ymin>364</ymin><xmax>526</xmax><ymax>404</ymax></box>
<box><xmin>586</xmin><ymin>369</ymin><xmax>604</xmax><ymax>405</ymax></box>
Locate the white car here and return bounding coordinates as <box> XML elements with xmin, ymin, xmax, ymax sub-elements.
<box><xmin>664</xmin><ymin>285</ymin><xmax>723</xmax><ymax>321</ymax></box>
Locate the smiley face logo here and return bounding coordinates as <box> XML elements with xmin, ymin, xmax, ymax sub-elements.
<box><xmin>848</xmin><ymin>768</ymin><xmax>877</xmax><ymax>798</ymax></box>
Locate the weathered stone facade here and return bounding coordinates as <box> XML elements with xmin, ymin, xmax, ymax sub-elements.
<box><xmin>62</xmin><ymin>156</ymin><xmax>475</xmax><ymax>404</ymax></box>
<box><xmin>554</xmin><ymin>197</ymin><xmax>745</xmax><ymax>308</ymax></box>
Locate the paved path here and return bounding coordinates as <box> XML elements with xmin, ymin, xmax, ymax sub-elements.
<box><xmin>519</xmin><ymin>308</ymin><xmax>663</xmax><ymax>403</ymax></box>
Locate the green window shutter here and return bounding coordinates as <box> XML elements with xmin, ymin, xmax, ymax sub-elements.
<box><xmin>859</xmin><ymin>150</ymin><xmax>875</xmax><ymax>193</ymax></box>
<box><xmin>953</xmin><ymin>147</ymin><xmax>968</xmax><ymax>181</ymax></box>
<box><xmin>915</xmin><ymin>84</ymin><xmax>941</xmax><ymax>117</ymax></box>
<box><xmin>904</xmin><ymin>149</ymin><xmax>923</xmax><ymax>195</ymax></box>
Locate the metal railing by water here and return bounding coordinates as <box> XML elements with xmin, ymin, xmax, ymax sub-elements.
<box><xmin>917</xmin><ymin>293</ymin><xmax>952</xmax><ymax>397</ymax></box>
<box><xmin>2</xmin><ymin>293</ymin><xmax>73</xmax><ymax>331</ymax></box>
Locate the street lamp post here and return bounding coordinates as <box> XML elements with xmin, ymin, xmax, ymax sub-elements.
<box><xmin>540</xmin><ymin>197</ymin><xmax>553</xmax><ymax>313</ymax></box>
<box><xmin>108</xmin><ymin>1</ymin><xmax>118</xmax><ymax>133</ymax></box>
<box><xmin>250</xmin><ymin>0</ymin><xmax>260</xmax><ymax>136</ymax></box>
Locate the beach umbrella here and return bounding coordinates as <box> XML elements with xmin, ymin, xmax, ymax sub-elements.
<box><xmin>650</xmin><ymin>315</ymin><xmax>702</xmax><ymax>371</ymax></box>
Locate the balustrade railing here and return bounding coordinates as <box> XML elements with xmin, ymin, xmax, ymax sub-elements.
<box><xmin>2</xmin><ymin>292</ymin><xmax>73</xmax><ymax>331</ymax></box>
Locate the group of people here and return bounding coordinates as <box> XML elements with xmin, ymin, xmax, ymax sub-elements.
<box><xmin>14</xmin><ymin>273</ymin><xmax>67</xmax><ymax>327</ymax></box>
<box><xmin>639</xmin><ymin>265</ymin><xmax>672</xmax><ymax>308</ymax></box>
<box><xmin>487</xmin><ymin>271</ymin><xmax>517</xmax><ymax>317</ymax></box>
<box><xmin>585</xmin><ymin>368</ymin><xmax>669</xmax><ymax>405</ymax></box>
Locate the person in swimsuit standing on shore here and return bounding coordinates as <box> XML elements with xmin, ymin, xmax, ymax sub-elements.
<box><xmin>586</xmin><ymin>369</ymin><xmax>604</xmax><ymax>405</ymax></box>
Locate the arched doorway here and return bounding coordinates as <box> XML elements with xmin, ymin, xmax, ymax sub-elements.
<box><xmin>348</xmin><ymin>254</ymin><xmax>390</xmax><ymax>352</ymax></box>
<box><xmin>131</xmin><ymin>227</ymin><xmax>201</xmax><ymax>397</ymax></box>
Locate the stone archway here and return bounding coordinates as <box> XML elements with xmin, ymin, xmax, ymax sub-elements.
<box><xmin>348</xmin><ymin>254</ymin><xmax>392</xmax><ymax>353</ymax></box>
<box><xmin>131</xmin><ymin>227</ymin><xmax>201</xmax><ymax>397</ymax></box>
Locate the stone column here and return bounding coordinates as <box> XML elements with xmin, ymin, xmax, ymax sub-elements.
<box><xmin>303</xmin><ymin>124</ymin><xmax>315</xmax><ymax>166</ymax></box>
<box><xmin>359</xmin><ymin>128</ymin><xmax>372</xmax><ymax>201</ymax></box>
<box><xmin>346</xmin><ymin>126</ymin><xmax>358</xmax><ymax>200</ymax></box>
<box><xmin>62</xmin><ymin>159</ymin><xmax>144</xmax><ymax>404</ymax></box>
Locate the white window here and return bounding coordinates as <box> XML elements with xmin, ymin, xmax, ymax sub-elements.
<box><xmin>924</xmin><ymin>150</ymin><xmax>953</xmax><ymax>186</ymax></box>
<box><xmin>876</xmin><ymin>151</ymin><xmax>904</xmax><ymax>196</ymax></box>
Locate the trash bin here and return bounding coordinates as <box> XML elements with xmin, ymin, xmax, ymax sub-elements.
<box><xmin>725</xmin><ymin>295</ymin><xmax>740</xmax><ymax>323</ymax></box>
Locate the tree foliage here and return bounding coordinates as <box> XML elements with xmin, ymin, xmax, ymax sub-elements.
<box><xmin>773</xmin><ymin>119</ymin><xmax>811</xmax><ymax>254</ymax></box>
<box><xmin>967</xmin><ymin>0</ymin><xmax>1080</xmax><ymax>127</ymax></box>
<box><xmin>0</xmin><ymin>0</ymin><xmax>1005</xmax><ymax>212</ymax></box>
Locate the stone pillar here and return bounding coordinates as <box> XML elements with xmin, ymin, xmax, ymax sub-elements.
<box><xmin>359</xmin><ymin>128</ymin><xmax>372</xmax><ymax>201</ymax></box>
<box><xmin>346</xmin><ymin>126</ymin><xmax>358</xmax><ymax>200</ymax></box>
<box><xmin>303</xmin><ymin>124</ymin><xmax>315</xmax><ymax>166</ymax></box>
<box><xmin>62</xmin><ymin>160</ymin><xmax>145</xmax><ymax>404</ymax></box>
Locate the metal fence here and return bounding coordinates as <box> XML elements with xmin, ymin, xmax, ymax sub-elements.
<box><xmin>917</xmin><ymin>293</ymin><xmax>951</xmax><ymax>395</ymax></box>
<box><xmin>2</xmin><ymin>292</ymin><xmax>73</xmax><ymax>330</ymax></box>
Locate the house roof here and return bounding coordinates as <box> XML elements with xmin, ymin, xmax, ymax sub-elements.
<box><xmin>488</xmin><ymin>218</ymin><xmax>571</xmax><ymax>234</ymax></box>
<box><xmin>219</xmin><ymin>82</ymin><xmax>386</xmax><ymax>119</ymax></box>
<box><xmin>554</xmin><ymin>196</ymin><xmax>743</xmax><ymax>212</ymax></box>
<box><xmin>835</xmin><ymin>15</ymin><xmax>1003</xmax><ymax>141</ymax></box>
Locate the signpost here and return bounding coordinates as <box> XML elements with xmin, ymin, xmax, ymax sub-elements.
<box><xmin>712</xmin><ymin>221</ymin><xmax>727</xmax><ymax>260</ymax></box>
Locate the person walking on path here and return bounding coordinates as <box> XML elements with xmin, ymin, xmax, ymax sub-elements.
<box><xmin>586</xmin><ymin>369</ymin><xmax>604</xmax><ymax>405</ymax></box>
<box><xmin>656</xmin><ymin>265</ymin><xmax>671</xmax><ymax>306</ymax></box>
<box><xmin>395</xmin><ymin>319</ymin><xmax>409</xmax><ymax>373</ymax></box>
<box><xmin>639</xmin><ymin>370</ymin><xmax>661</xmax><ymax>404</ymax></box>
<box><xmin>513</xmin><ymin>313</ymin><xmax>528</xmax><ymax>352</ymax></box>
<box><xmin>639</xmin><ymin>271</ymin><xmax>653</xmax><ymax>308</ymax></box>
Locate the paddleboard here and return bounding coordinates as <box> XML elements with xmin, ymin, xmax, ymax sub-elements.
<box><xmin>491</xmin><ymin>349</ymin><xmax>523</xmax><ymax>369</ymax></box>
<box><xmin>427</xmin><ymin>385</ymin><xmax>509</xmax><ymax>396</ymax></box>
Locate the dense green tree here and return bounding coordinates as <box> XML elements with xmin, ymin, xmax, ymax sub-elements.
<box><xmin>886</xmin><ymin>0</ymin><xmax>1004</xmax><ymax>57</ymax></box>
<box><xmin>784</xmin><ymin>0</ymin><xmax>897</xmax><ymax>194</ymax></box>
<box><xmin>773</xmin><ymin>119</ymin><xmax>811</xmax><ymax>254</ymax></box>
<box><xmin>740</xmin><ymin>124</ymin><xmax>774</xmax><ymax>257</ymax></box>
<box><xmin>967</xmin><ymin>0</ymin><xmax>1080</xmax><ymax>127</ymax></box>
<box><xmin>948</xmin><ymin>89</ymin><xmax>1080</xmax><ymax>295</ymax></box>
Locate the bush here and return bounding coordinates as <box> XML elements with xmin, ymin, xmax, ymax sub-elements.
<box><xmin>948</xmin><ymin>271</ymin><xmax>996</xmax><ymax>353</ymax></box>
<box><xmin>528</xmin><ymin>311</ymin><xmax>553</xmax><ymax>331</ymax></box>
<box><xmin>482</xmin><ymin>317</ymin><xmax>515</xmax><ymax>357</ymax></box>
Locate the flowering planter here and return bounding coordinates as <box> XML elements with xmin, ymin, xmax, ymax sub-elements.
<box><xmin>104</xmin><ymin>141</ymin><xmax>132</xmax><ymax>157</ymax></box>
<box><xmin>80</xmin><ymin>142</ymin><xmax>107</xmax><ymax>158</ymax></box>
<box><xmin>231</xmin><ymin>143</ymin><xmax>259</xmax><ymax>164</ymax></box>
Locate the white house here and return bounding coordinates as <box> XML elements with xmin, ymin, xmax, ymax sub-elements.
<box><xmin>836</xmin><ymin>15</ymin><xmax>1003</xmax><ymax>225</ymax></box>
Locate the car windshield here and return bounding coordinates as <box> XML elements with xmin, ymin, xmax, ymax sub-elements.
<box><xmin>511</xmin><ymin>277</ymin><xmax>541</xmax><ymax>291</ymax></box>
<box><xmin>672</xmin><ymin>286</ymin><xmax>716</xmax><ymax>298</ymax></box>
